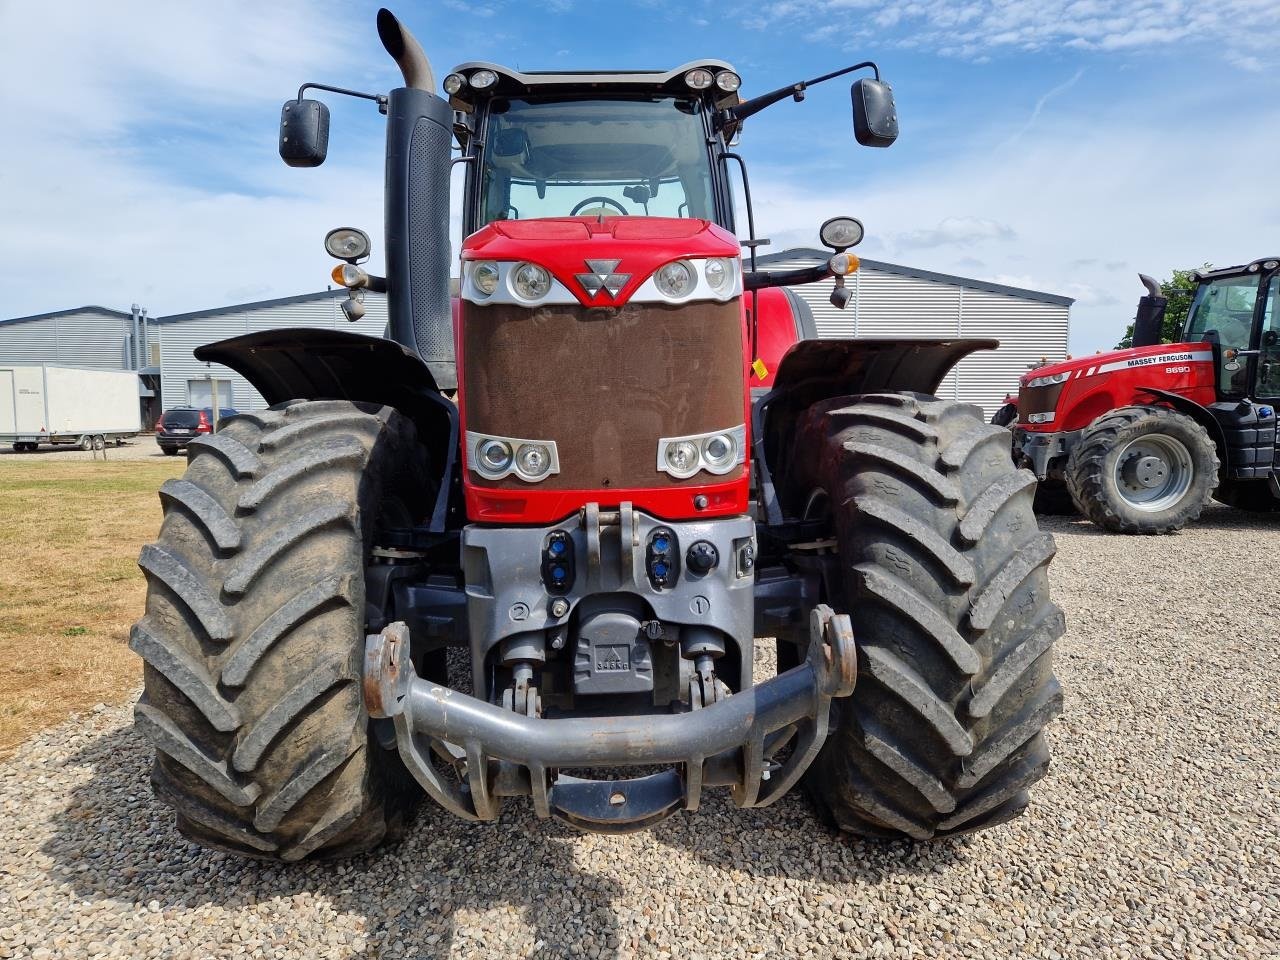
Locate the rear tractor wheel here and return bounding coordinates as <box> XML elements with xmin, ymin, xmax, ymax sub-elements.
<box><xmin>1065</xmin><ymin>406</ymin><xmax>1218</xmax><ymax>534</ymax></box>
<box><xmin>784</xmin><ymin>393</ymin><xmax>1064</xmax><ymax>840</ymax></box>
<box><xmin>132</xmin><ymin>399</ymin><xmax>429</xmax><ymax>860</ymax></box>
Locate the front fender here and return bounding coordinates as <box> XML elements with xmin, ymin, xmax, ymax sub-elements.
<box><xmin>195</xmin><ymin>327</ymin><xmax>459</xmax><ymax>530</ymax></box>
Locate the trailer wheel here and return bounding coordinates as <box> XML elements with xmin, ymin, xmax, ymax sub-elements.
<box><xmin>132</xmin><ymin>400</ymin><xmax>429</xmax><ymax>861</ymax></box>
<box><xmin>92</xmin><ymin>435</ymin><xmax>106</xmax><ymax>451</ymax></box>
<box><xmin>783</xmin><ymin>393</ymin><xmax>1064</xmax><ymax>840</ymax></box>
<box><xmin>79</xmin><ymin>435</ymin><xmax>93</xmax><ymax>451</ymax></box>
<box><xmin>1065</xmin><ymin>406</ymin><xmax>1218</xmax><ymax>534</ymax></box>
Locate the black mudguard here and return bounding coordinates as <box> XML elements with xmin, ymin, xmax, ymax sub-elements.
<box><xmin>754</xmin><ymin>338</ymin><xmax>998</xmax><ymax>525</ymax></box>
<box><xmin>194</xmin><ymin>328</ymin><xmax>458</xmax><ymax>530</ymax></box>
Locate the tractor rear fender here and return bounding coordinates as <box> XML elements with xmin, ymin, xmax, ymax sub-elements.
<box><xmin>194</xmin><ymin>328</ymin><xmax>459</xmax><ymax>530</ymax></box>
<box><xmin>1134</xmin><ymin>386</ymin><xmax>1229</xmax><ymax>480</ymax></box>
<box><xmin>752</xmin><ymin>338</ymin><xmax>998</xmax><ymax>524</ymax></box>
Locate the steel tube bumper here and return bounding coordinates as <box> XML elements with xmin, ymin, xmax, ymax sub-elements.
<box><xmin>364</xmin><ymin>605</ymin><xmax>856</xmax><ymax>831</ymax></box>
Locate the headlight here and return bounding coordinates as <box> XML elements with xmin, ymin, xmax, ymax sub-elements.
<box><xmin>1026</xmin><ymin>372</ymin><xmax>1069</xmax><ymax>388</ymax></box>
<box><xmin>684</xmin><ymin>68</ymin><xmax>713</xmax><ymax>90</ymax></box>
<box><xmin>469</xmin><ymin>69</ymin><xmax>498</xmax><ymax>89</ymax></box>
<box><xmin>512</xmin><ymin>262</ymin><xmax>552</xmax><ymax>301</ymax></box>
<box><xmin>701</xmin><ymin>432</ymin><xmax>737</xmax><ymax>469</ymax></box>
<box><xmin>657</xmin><ymin>425</ymin><xmax>747</xmax><ymax>478</ymax></box>
<box><xmin>468</xmin><ymin>432</ymin><xmax>560</xmax><ymax>482</ymax></box>
<box><xmin>715</xmin><ymin>71</ymin><xmax>741</xmax><ymax>92</ymax></box>
<box><xmin>819</xmin><ymin>216</ymin><xmax>864</xmax><ymax>250</ymax></box>
<box><xmin>654</xmin><ymin>260</ymin><xmax>696</xmax><ymax>298</ymax></box>
<box><xmin>472</xmin><ymin>261</ymin><xmax>500</xmax><ymax>297</ymax></box>
<box><xmin>664</xmin><ymin>440</ymin><xmax>700</xmax><ymax>478</ymax></box>
<box><xmin>324</xmin><ymin>227</ymin><xmax>370</xmax><ymax>262</ymax></box>
<box><xmin>516</xmin><ymin>443</ymin><xmax>552</xmax><ymax>479</ymax></box>
<box><xmin>477</xmin><ymin>438</ymin><xmax>513</xmax><ymax>474</ymax></box>
<box><xmin>443</xmin><ymin>73</ymin><xmax>465</xmax><ymax>95</ymax></box>
<box><xmin>704</xmin><ymin>258</ymin><xmax>731</xmax><ymax>291</ymax></box>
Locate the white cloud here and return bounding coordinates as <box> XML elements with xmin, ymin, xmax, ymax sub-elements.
<box><xmin>756</xmin><ymin>0</ymin><xmax>1280</xmax><ymax>66</ymax></box>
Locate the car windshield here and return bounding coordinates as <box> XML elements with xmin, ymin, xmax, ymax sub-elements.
<box><xmin>478</xmin><ymin>96</ymin><xmax>716</xmax><ymax>226</ymax></box>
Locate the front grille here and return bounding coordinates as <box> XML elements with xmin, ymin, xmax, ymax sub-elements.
<box><xmin>1017</xmin><ymin>382</ymin><xmax>1065</xmax><ymax>423</ymax></box>
<box><xmin>461</xmin><ymin>300</ymin><xmax>746</xmax><ymax>491</ymax></box>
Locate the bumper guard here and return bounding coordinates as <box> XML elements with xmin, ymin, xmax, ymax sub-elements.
<box><xmin>364</xmin><ymin>605</ymin><xmax>855</xmax><ymax>832</ymax></box>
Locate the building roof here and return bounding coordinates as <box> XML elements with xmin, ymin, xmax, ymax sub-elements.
<box><xmin>0</xmin><ymin>305</ymin><xmax>133</xmax><ymax>326</ymax></box>
<box><xmin>154</xmin><ymin>289</ymin><xmax>355</xmax><ymax>325</ymax></box>
<box><xmin>756</xmin><ymin>248</ymin><xmax>1075</xmax><ymax>307</ymax></box>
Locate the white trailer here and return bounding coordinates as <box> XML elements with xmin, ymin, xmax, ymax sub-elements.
<box><xmin>0</xmin><ymin>364</ymin><xmax>142</xmax><ymax>452</ymax></box>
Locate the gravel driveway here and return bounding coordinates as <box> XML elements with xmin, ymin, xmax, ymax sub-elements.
<box><xmin>1</xmin><ymin>504</ymin><xmax>1277</xmax><ymax>959</ymax></box>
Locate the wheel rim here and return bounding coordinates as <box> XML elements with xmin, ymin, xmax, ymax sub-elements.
<box><xmin>1113</xmin><ymin>433</ymin><xmax>1194</xmax><ymax>511</ymax></box>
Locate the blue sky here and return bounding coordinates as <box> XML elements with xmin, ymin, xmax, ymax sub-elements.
<box><xmin>2</xmin><ymin>0</ymin><xmax>1277</xmax><ymax>352</ymax></box>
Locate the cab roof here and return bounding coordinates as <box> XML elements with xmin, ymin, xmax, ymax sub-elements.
<box><xmin>445</xmin><ymin>60</ymin><xmax>739</xmax><ymax>98</ymax></box>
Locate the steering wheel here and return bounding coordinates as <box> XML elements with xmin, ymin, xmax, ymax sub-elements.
<box><xmin>570</xmin><ymin>196</ymin><xmax>628</xmax><ymax>216</ymax></box>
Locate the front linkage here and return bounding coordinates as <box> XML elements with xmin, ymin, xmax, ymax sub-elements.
<box><xmin>365</xmin><ymin>605</ymin><xmax>855</xmax><ymax>832</ymax></box>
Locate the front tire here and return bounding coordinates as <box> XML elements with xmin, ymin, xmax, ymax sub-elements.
<box><xmin>1065</xmin><ymin>406</ymin><xmax>1218</xmax><ymax>534</ymax></box>
<box><xmin>132</xmin><ymin>400</ymin><xmax>428</xmax><ymax>861</ymax></box>
<box><xmin>784</xmin><ymin>393</ymin><xmax>1064</xmax><ymax>840</ymax></box>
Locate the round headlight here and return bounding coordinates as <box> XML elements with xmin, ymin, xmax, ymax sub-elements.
<box><xmin>715</xmin><ymin>71</ymin><xmax>741</xmax><ymax>93</ymax></box>
<box><xmin>443</xmin><ymin>74</ymin><xmax>465</xmax><ymax>95</ymax></box>
<box><xmin>324</xmin><ymin>227</ymin><xmax>371</xmax><ymax>262</ymax></box>
<box><xmin>684</xmin><ymin>68</ymin><xmax>713</xmax><ymax>90</ymax></box>
<box><xmin>512</xmin><ymin>262</ymin><xmax>552</xmax><ymax>300</ymax></box>
<box><xmin>469</xmin><ymin>69</ymin><xmax>498</xmax><ymax>89</ymax></box>
<box><xmin>516</xmin><ymin>443</ymin><xmax>552</xmax><ymax>479</ymax></box>
<box><xmin>477</xmin><ymin>438</ymin><xmax>513</xmax><ymax>474</ymax></box>
<box><xmin>819</xmin><ymin>216</ymin><xmax>865</xmax><ymax>250</ymax></box>
<box><xmin>665</xmin><ymin>440</ymin><xmax>700</xmax><ymax>477</ymax></box>
<box><xmin>473</xmin><ymin>261</ymin><xmax>500</xmax><ymax>297</ymax></box>
<box><xmin>654</xmin><ymin>260</ymin><xmax>696</xmax><ymax>298</ymax></box>
<box><xmin>702</xmin><ymin>433</ymin><xmax>736</xmax><ymax>469</ymax></box>
<box><xmin>704</xmin><ymin>258</ymin><xmax>732</xmax><ymax>291</ymax></box>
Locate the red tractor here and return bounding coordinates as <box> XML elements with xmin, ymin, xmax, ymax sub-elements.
<box><xmin>131</xmin><ymin>10</ymin><xmax>1063</xmax><ymax>861</ymax></box>
<box><xmin>1011</xmin><ymin>265</ymin><xmax>1280</xmax><ymax>533</ymax></box>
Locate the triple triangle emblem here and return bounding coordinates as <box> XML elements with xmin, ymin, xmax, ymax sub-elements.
<box><xmin>575</xmin><ymin>259</ymin><xmax>631</xmax><ymax>299</ymax></box>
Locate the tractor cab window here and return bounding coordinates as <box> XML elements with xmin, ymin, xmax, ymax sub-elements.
<box><xmin>1258</xmin><ymin>277</ymin><xmax>1280</xmax><ymax>399</ymax></box>
<box><xmin>478</xmin><ymin>96</ymin><xmax>717</xmax><ymax>226</ymax></box>
<box><xmin>1186</xmin><ymin>275</ymin><xmax>1260</xmax><ymax>392</ymax></box>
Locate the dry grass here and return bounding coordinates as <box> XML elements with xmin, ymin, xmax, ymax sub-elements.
<box><xmin>0</xmin><ymin>456</ymin><xmax>184</xmax><ymax>756</ymax></box>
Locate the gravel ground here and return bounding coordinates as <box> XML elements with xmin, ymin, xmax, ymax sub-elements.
<box><xmin>1</xmin><ymin>503</ymin><xmax>1278</xmax><ymax>959</ymax></box>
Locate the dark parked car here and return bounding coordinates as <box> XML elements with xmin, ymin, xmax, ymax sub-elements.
<box><xmin>154</xmin><ymin>407</ymin><xmax>237</xmax><ymax>455</ymax></box>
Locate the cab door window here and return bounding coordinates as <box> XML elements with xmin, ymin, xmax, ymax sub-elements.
<box><xmin>1185</xmin><ymin>276</ymin><xmax>1261</xmax><ymax>392</ymax></box>
<box><xmin>1257</xmin><ymin>277</ymin><xmax>1280</xmax><ymax>399</ymax></box>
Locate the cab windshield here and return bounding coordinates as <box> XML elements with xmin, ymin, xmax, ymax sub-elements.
<box><xmin>478</xmin><ymin>96</ymin><xmax>716</xmax><ymax>226</ymax></box>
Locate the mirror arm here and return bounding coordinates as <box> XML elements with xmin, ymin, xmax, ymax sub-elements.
<box><xmin>744</xmin><ymin>264</ymin><xmax>830</xmax><ymax>291</ymax></box>
<box><xmin>296</xmin><ymin>82</ymin><xmax>389</xmax><ymax>112</ymax></box>
<box><xmin>720</xmin><ymin>61</ymin><xmax>881</xmax><ymax>128</ymax></box>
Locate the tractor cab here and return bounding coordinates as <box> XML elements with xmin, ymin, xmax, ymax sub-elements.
<box><xmin>1184</xmin><ymin>261</ymin><xmax>1280</xmax><ymax>402</ymax></box>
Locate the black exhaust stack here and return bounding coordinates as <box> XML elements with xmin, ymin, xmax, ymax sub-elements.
<box><xmin>1132</xmin><ymin>274</ymin><xmax>1167</xmax><ymax>349</ymax></box>
<box><xmin>377</xmin><ymin>9</ymin><xmax>456</xmax><ymax>389</ymax></box>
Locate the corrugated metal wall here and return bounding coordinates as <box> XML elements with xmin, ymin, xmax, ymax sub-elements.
<box><xmin>0</xmin><ymin>309</ymin><xmax>138</xmax><ymax>369</ymax></box>
<box><xmin>765</xmin><ymin>255</ymin><xmax>1070</xmax><ymax>419</ymax></box>
<box><xmin>158</xmin><ymin>292</ymin><xmax>389</xmax><ymax>411</ymax></box>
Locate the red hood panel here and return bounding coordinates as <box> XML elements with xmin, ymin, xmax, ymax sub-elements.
<box><xmin>462</xmin><ymin>216</ymin><xmax>741</xmax><ymax>307</ymax></box>
<box><xmin>1020</xmin><ymin>341</ymin><xmax>1211</xmax><ymax>384</ymax></box>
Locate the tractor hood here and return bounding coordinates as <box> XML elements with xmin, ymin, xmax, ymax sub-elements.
<box><xmin>460</xmin><ymin>216</ymin><xmax>741</xmax><ymax>308</ymax></box>
<box><xmin>1018</xmin><ymin>341</ymin><xmax>1212</xmax><ymax>387</ymax></box>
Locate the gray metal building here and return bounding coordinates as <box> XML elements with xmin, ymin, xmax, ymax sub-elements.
<box><xmin>156</xmin><ymin>290</ymin><xmax>389</xmax><ymax>411</ymax></box>
<box><xmin>759</xmin><ymin>250</ymin><xmax>1072</xmax><ymax>418</ymax></box>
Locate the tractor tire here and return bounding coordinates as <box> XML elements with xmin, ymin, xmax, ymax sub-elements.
<box><xmin>990</xmin><ymin>403</ymin><xmax>1017</xmax><ymax>428</ymax></box>
<box><xmin>784</xmin><ymin>393</ymin><xmax>1064</xmax><ymax>840</ymax></box>
<box><xmin>1032</xmin><ymin>480</ymin><xmax>1078</xmax><ymax>516</ymax></box>
<box><xmin>1064</xmin><ymin>406</ymin><xmax>1218</xmax><ymax>534</ymax></box>
<box><xmin>131</xmin><ymin>399</ymin><xmax>429</xmax><ymax>861</ymax></box>
<box><xmin>1213</xmin><ymin>479</ymin><xmax>1280</xmax><ymax>513</ymax></box>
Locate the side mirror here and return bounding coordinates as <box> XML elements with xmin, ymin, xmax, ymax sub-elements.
<box><xmin>279</xmin><ymin>98</ymin><xmax>330</xmax><ymax>167</ymax></box>
<box><xmin>851</xmin><ymin>78</ymin><xmax>898</xmax><ymax>148</ymax></box>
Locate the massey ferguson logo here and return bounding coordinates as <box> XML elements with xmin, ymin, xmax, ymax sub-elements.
<box><xmin>575</xmin><ymin>259</ymin><xmax>631</xmax><ymax>299</ymax></box>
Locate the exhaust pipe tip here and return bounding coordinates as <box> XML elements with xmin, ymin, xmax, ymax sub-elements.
<box><xmin>1138</xmin><ymin>273</ymin><xmax>1162</xmax><ymax>299</ymax></box>
<box><xmin>377</xmin><ymin>8</ymin><xmax>436</xmax><ymax>92</ymax></box>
